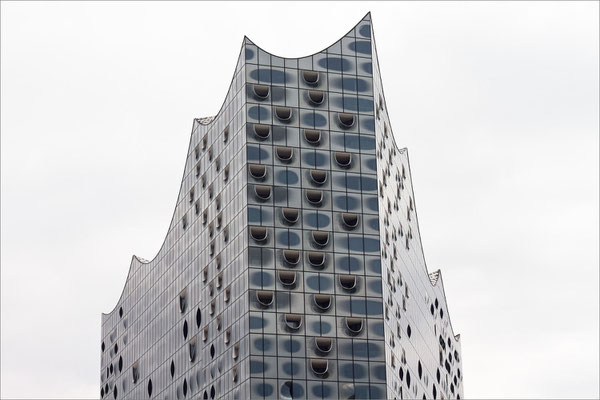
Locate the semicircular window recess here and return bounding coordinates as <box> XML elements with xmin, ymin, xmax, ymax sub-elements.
<box><xmin>256</xmin><ymin>290</ymin><xmax>274</xmax><ymax>307</ymax></box>
<box><xmin>283</xmin><ymin>249</ymin><xmax>300</xmax><ymax>265</ymax></box>
<box><xmin>253</xmin><ymin>84</ymin><xmax>270</xmax><ymax>99</ymax></box>
<box><xmin>345</xmin><ymin>317</ymin><xmax>363</xmax><ymax>335</ymax></box>
<box><xmin>250</xmin><ymin>226</ymin><xmax>268</xmax><ymax>242</ymax></box>
<box><xmin>341</xmin><ymin>213</ymin><xmax>359</xmax><ymax>229</ymax></box>
<box><xmin>312</xmin><ymin>231</ymin><xmax>329</xmax><ymax>247</ymax></box>
<box><xmin>302</xmin><ymin>70</ymin><xmax>319</xmax><ymax>85</ymax></box>
<box><xmin>313</xmin><ymin>294</ymin><xmax>332</xmax><ymax>311</ymax></box>
<box><xmin>308</xmin><ymin>90</ymin><xmax>325</xmax><ymax>105</ymax></box>
<box><xmin>310</xmin><ymin>169</ymin><xmax>328</xmax><ymax>185</ymax></box>
<box><xmin>304</xmin><ymin>129</ymin><xmax>321</xmax><ymax>145</ymax></box>
<box><xmin>310</xmin><ymin>359</ymin><xmax>329</xmax><ymax>377</ymax></box>
<box><xmin>339</xmin><ymin>274</ymin><xmax>357</xmax><ymax>291</ymax></box>
<box><xmin>278</xmin><ymin>270</ymin><xmax>297</xmax><ymax>287</ymax></box>
<box><xmin>315</xmin><ymin>337</ymin><xmax>333</xmax><ymax>354</ymax></box>
<box><xmin>337</xmin><ymin>112</ymin><xmax>355</xmax><ymax>128</ymax></box>
<box><xmin>274</xmin><ymin>106</ymin><xmax>292</xmax><ymax>122</ymax></box>
<box><xmin>284</xmin><ymin>314</ymin><xmax>302</xmax><ymax>330</ymax></box>
<box><xmin>253</xmin><ymin>124</ymin><xmax>270</xmax><ymax>140</ymax></box>
<box><xmin>254</xmin><ymin>185</ymin><xmax>272</xmax><ymax>201</ymax></box>
<box><xmin>275</xmin><ymin>146</ymin><xmax>293</xmax><ymax>162</ymax></box>
<box><xmin>307</xmin><ymin>251</ymin><xmax>325</xmax><ymax>268</ymax></box>
<box><xmin>335</xmin><ymin>152</ymin><xmax>352</xmax><ymax>168</ymax></box>
<box><xmin>306</xmin><ymin>189</ymin><xmax>323</xmax><ymax>205</ymax></box>
<box><xmin>249</xmin><ymin>164</ymin><xmax>267</xmax><ymax>180</ymax></box>
<box><xmin>281</xmin><ymin>208</ymin><xmax>299</xmax><ymax>224</ymax></box>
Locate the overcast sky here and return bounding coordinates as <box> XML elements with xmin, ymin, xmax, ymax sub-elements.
<box><xmin>1</xmin><ymin>2</ymin><xmax>598</xmax><ymax>398</ymax></box>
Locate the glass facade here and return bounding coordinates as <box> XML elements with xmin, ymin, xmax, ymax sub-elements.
<box><xmin>101</xmin><ymin>13</ymin><xmax>463</xmax><ymax>400</ymax></box>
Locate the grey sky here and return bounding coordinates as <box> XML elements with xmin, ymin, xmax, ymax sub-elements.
<box><xmin>1</xmin><ymin>2</ymin><xmax>598</xmax><ymax>398</ymax></box>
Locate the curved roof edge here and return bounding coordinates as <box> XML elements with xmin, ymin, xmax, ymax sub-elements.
<box><xmin>243</xmin><ymin>12</ymin><xmax>372</xmax><ymax>61</ymax></box>
<box><xmin>101</xmin><ymin>36</ymin><xmax>248</xmax><ymax>321</ymax></box>
<box><xmin>370</xmin><ymin>16</ymin><xmax>462</xmax><ymax>343</ymax></box>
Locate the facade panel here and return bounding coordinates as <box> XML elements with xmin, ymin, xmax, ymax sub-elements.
<box><xmin>101</xmin><ymin>13</ymin><xmax>463</xmax><ymax>400</ymax></box>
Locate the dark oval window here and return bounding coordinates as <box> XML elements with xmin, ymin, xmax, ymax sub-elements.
<box><xmin>278</xmin><ymin>270</ymin><xmax>297</xmax><ymax>287</ymax></box>
<box><xmin>342</xmin><ymin>213</ymin><xmax>359</xmax><ymax>229</ymax></box>
<box><xmin>256</xmin><ymin>291</ymin><xmax>274</xmax><ymax>307</ymax></box>
<box><xmin>306</xmin><ymin>189</ymin><xmax>323</xmax><ymax>205</ymax></box>
<box><xmin>310</xmin><ymin>359</ymin><xmax>329</xmax><ymax>376</ymax></box>
<box><xmin>282</xmin><ymin>208</ymin><xmax>299</xmax><ymax>224</ymax></box>
<box><xmin>315</xmin><ymin>337</ymin><xmax>332</xmax><ymax>353</ymax></box>
<box><xmin>338</xmin><ymin>113</ymin><xmax>355</xmax><ymax>128</ymax></box>
<box><xmin>310</xmin><ymin>169</ymin><xmax>327</xmax><ymax>185</ymax></box>
<box><xmin>170</xmin><ymin>360</ymin><xmax>175</xmax><ymax>378</ymax></box>
<box><xmin>307</xmin><ymin>251</ymin><xmax>325</xmax><ymax>268</ymax></box>
<box><xmin>210</xmin><ymin>344</ymin><xmax>215</xmax><ymax>358</ymax></box>
<box><xmin>253</xmin><ymin>84</ymin><xmax>270</xmax><ymax>99</ymax></box>
<box><xmin>249</xmin><ymin>164</ymin><xmax>267</xmax><ymax>180</ymax></box>
<box><xmin>302</xmin><ymin>70</ymin><xmax>319</xmax><ymax>85</ymax></box>
<box><xmin>118</xmin><ymin>356</ymin><xmax>123</xmax><ymax>372</ymax></box>
<box><xmin>196</xmin><ymin>308</ymin><xmax>201</xmax><ymax>328</ymax></box>
<box><xmin>313</xmin><ymin>294</ymin><xmax>332</xmax><ymax>311</ymax></box>
<box><xmin>312</xmin><ymin>231</ymin><xmax>329</xmax><ymax>247</ymax></box>
<box><xmin>275</xmin><ymin>106</ymin><xmax>292</xmax><ymax>121</ymax></box>
<box><xmin>254</xmin><ymin>185</ymin><xmax>272</xmax><ymax>200</ymax></box>
<box><xmin>304</xmin><ymin>129</ymin><xmax>321</xmax><ymax>145</ymax></box>
<box><xmin>253</xmin><ymin>124</ymin><xmax>270</xmax><ymax>140</ymax></box>
<box><xmin>335</xmin><ymin>152</ymin><xmax>352</xmax><ymax>168</ymax></box>
<box><xmin>250</xmin><ymin>226</ymin><xmax>268</xmax><ymax>242</ymax></box>
<box><xmin>183</xmin><ymin>320</ymin><xmax>188</xmax><ymax>339</ymax></box>
<box><xmin>284</xmin><ymin>314</ymin><xmax>302</xmax><ymax>330</ymax></box>
<box><xmin>340</xmin><ymin>274</ymin><xmax>357</xmax><ymax>291</ymax></box>
<box><xmin>275</xmin><ymin>146</ymin><xmax>293</xmax><ymax>162</ymax></box>
<box><xmin>283</xmin><ymin>250</ymin><xmax>300</xmax><ymax>265</ymax></box>
<box><xmin>147</xmin><ymin>379</ymin><xmax>152</xmax><ymax>397</ymax></box>
<box><xmin>345</xmin><ymin>317</ymin><xmax>363</xmax><ymax>335</ymax></box>
<box><xmin>308</xmin><ymin>90</ymin><xmax>324</xmax><ymax>105</ymax></box>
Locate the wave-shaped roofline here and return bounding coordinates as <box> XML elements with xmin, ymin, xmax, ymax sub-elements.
<box><xmin>370</xmin><ymin>20</ymin><xmax>462</xmax><ymax>343</ymax></box>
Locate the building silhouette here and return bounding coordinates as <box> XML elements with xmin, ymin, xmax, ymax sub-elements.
<box><xmin>101</xmin><ymin>13</ymin><xmax>464</xmax><ymax>400</ymax></box>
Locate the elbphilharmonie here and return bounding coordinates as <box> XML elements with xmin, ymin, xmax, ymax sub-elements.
<box><xmin>101</xmin><ymin>13</ymin><xmax>464</xmax><ymax>400</ymax></box>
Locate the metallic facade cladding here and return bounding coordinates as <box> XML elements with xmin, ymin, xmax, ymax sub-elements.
<box><xmin>100</xmin><ymin>13</ymin><xmax>463</xmax><ymax>400</ymax></box>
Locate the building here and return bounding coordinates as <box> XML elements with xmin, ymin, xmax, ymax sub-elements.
<box><xmin>101</xmin><ymin>13</ymin><xmax>463</xmax><ymax>400</ymax></box>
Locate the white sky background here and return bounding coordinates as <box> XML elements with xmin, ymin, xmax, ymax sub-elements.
<box><xmin>1</xmin><ymin>1</ymin><xmax>598</xmax><ymax>398</ymax></box>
